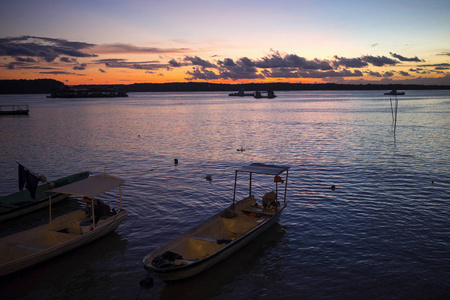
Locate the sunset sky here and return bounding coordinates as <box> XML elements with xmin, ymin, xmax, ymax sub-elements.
<box><xmin>1</xmin><ymin>0</ymin><xmax>449</xmax><ymax>85</ymax></box>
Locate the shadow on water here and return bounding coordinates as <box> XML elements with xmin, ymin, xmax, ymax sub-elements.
<box><xmin>137</xmin><ymin>223</ymin><xmax>286</xmax><ymax>300</ymax></box>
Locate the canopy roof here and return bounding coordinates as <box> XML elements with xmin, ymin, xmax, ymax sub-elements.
<box><xmin>237</xmin><ymin>163</ymin><xmax>290</xmax><ymax>175</ymax></box>
<box><xmin>47</xmin><ymin>174</ymin><xmax>124</xmax><ymax>199</ymax></box>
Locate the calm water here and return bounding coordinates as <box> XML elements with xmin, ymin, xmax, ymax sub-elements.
<box><xmin>0</xmin><ymin>90</ymin><xmax>449</xmax><ymax>299</ymax></box>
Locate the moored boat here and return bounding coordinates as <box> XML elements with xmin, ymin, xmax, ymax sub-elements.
<box><xmin>0</xmin><ymin>105</ymin><xmax>29</xmax><ymax>116</ymax></box>
<box><xmin>0</xmin><ymin>174</ymin><xmax>127</xmax><ymax>276</ymax></box>
<box><xmin>253</xmin><ymin>90</ymin><xmax>277</xmax><ymax>98</ymax></box>
<box><xmin>0</xmin><ymin>170</ymin><xmax>90</xmax><ymax>222</ymax></box>
<box><xmin>384</xmin><ymin>89</ymin><xmax>405</xmax><ymax>95</ymax></box>
<box><xmin>229</xmin><ymin>88</ymin><xmax>254</xmax><ymax>97</ymax></box>
<box><xmin>143</xmin><ymin>163</ymin><xmax>290</xmax><ymax>282</ymax></box>
<box><xmin>0</xmin><ymin>169</ymin><xmax>89</xmax><ymax>222</ymax></box>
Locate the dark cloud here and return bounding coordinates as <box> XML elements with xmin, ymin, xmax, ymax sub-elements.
<box><xmin>186</xmin><ymin>67</ymin><xmax>221</xmax><ymax>80</ymax></box>
<box><xmin>299</xmin><ymin>69</ymin><xmax>363</xmax><ymax>78</ymax></box>
<box><xmin>60</xmin><ymin>57</ymin><xmax>77</xmax><ymax>63</ymax></box>
<box><xmin>367</xmin><ymin>71</ymin><xmax>382</xmax><ymax>77</ymax></box>
<box><xmin>419</xmin><ymin>63</ymin><xmax>450</xmax><ymax>68</ymax></box>
<box><xmin>362</xmin><ymin>55</ymin><xmax>398</xmax><ymax>67</ymax></box>
<box><xmin>99</xmin><ymin>68</ymin><xmax>106</xmax><ymax>73</ymax></box>
<box><xmin>168</xmin><ymin>59</ymin><xmax>182</xmax><ymax>67</ymax></box>
<box><xmin>399</xmin><ymin>71</ymin><xmax>411</xmax><ymax>76</ymax></box>
<box><xmin>16</xmin><ymin>57</ymin><xmax>36</xmax><ymax>62</ymax></box>
<box><xmin>73</xmin><ymin>64</ymin><xmax>87</xmax><ymax>70</ymax></box>
<box><xmin>93</xmin><ymin>43</ymin><xmax>190</xmax><ymax>54</ymax></box>
<box><xmin>39</xmin><ymin>71</ymin><xmax>85</xmax><ymax>76</ymax></box>
<box><xmin>94</xmin><ymin>58</ymin><xmax>167</xmax><ymax>70</ymax></box>
<box><xmin>184</xmin><ymin>56</ymin><xmax>216</xmax><ymax>68</ymax></box>
<box><xmin>333</xmin><ymin>56</ymin><xmax>368</xmax><ymax>68</ymax></box>
<box><xmin>0</xmin><ymin>36</ymin><xmax>97</xmax><ymax>62</ymax></box>
<box><xmin>390</xmin><ymin>52</ymin><xmax>423</xmax><ymax>62</ymax></box>
<box><xmin>383</xmin><ymin>72</ymin><xmax>394</xmax><ymax>77</ymax></box>
<box><xmin>254</xmin><ymin>51</ymin><xmax>332</xmax><ymax>70</ymax></box>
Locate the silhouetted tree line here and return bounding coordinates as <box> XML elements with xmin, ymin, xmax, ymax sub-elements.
<box><xmin>1</xmin><ymin>79</ymin><xmax>449</xmax><ymax>94</ymax></box>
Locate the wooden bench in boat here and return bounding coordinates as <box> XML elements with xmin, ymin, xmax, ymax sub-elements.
<box><xmin>241</xmin><ymin>205</ymin><xmax>278</xmax><ymax>216</ymax></box>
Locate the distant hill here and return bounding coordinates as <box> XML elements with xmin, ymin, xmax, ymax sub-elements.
<box><xmin>1</xmin><ymin>79</ymin><xmax>449</xmax><ymax>94</ymax></box>
<box><xmin>0</xmin><ymin>79</ymin><xmax>65</xmax><ymax>94</ymax></box>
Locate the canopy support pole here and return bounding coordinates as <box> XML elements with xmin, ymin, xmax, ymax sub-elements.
<box><xmin>233</xmin><ymin>171</ymin><xmax>237</xmax><ymax>206</ymax></box>
<box><xmin>249</xmin><ymin>173</ymin><xmax>252</xmax><ymax>198</ymax></box>
<box><xmin>119</xmin><ymin>184</ymin><xmax>122</xmax><ymax>210</ymax></box>
<box><xmin>49</xmin><ymin>195</ymin><xmax>52</xmax><ymax>224</ymax></box>
<box><xmin>284</xmin><ymin>170</ymin><xmax>289</xmax><ymax>206</ymax></box>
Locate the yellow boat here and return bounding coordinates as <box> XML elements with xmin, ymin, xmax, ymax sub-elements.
<box><xmin>143</xmin><ymin>163</ymin><xmax>290</xmax><ymax>282</ymax></box>
<box><xmin>0</xmin><ymin>174</ymin><xmax>127</xmax><ymax>276</ymax></box>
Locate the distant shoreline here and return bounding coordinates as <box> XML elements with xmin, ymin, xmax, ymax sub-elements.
<box><xmin>1</xmin><ymin>79</ymin><xmax>450</xmax><ymax>94</ymax></box>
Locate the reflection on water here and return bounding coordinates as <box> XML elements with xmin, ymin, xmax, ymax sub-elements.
<box><xmin>0</xmin><ymin>90</ymin><xmax>449</xmax><ymax>299</ymax></box>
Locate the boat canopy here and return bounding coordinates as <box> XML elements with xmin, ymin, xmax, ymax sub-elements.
<box><xmin>237</xmin><ymin>163</ymin><xmax>290</xmax><ymax>175</ymax></box>
<box><xmin>47</xmin><ymin>174</ymin><xmax>124</xmax><ymax>199</ymax></box>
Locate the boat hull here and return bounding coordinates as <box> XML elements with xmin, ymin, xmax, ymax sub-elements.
<box><xmin>0</xmin><ymin>210</ymin><xmax>127</xmax><ymax>276</ymax></box>
<box><xmin>143</xmin><ymin>200</ymin><xmax>284</xmax><ymax>282</ymax></box>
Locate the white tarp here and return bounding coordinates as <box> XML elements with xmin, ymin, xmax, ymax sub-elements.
<box><xmin>237</xmin><ymin>163</ymin><xmax>290</xmax><ymax>175</ymax></box>
<box><xmin>47</xmin><ymin>174</ymin><xmax>124</xmax><ymax>199</ymax></box>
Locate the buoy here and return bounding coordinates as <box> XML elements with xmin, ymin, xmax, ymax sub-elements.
<box><xmin>174</xmin><ymin>159</ymin><xmax>178</xmax><ymax>165</ymax></box>
<box><xmin>331</xmin><ymin>185</ymin><xmax>336</xmax><ymax>190</ymax></box>
<box><xmin>205</xmin><ymin>174</ymin><xmax>212</xmax><ymax>181</ymax></box>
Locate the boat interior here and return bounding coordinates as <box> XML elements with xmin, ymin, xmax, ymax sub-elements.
<box><xmin>0</xmin><ymin>207</ymin><xmax>117</xmax><ymax>264</ymax></box>
<box><xmin>150</xmin><ymin>196</ymin><xmax>281</xmax><ymax>265</ymax></box>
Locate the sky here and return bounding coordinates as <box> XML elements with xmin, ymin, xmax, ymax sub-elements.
<box><xmin>1</xmin><ymin>0</ymin><xmax>449</xmax><ymax>85</ymax></box>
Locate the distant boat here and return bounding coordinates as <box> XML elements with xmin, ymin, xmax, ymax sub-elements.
<box><xmin>143</xmin><ymin>163</ymin><xmax>290</xmax><ymax>282</ymax></box>
<box><xmin>0</xmin><ymin>170</ymin><xmax>89</xmax><ymax>222</ymax></box>
<box><xmin>229</xmin><ymin>88</ymin><xmax>254</xmax><ymax>97</ymax></box>
<box><xmin>384</xmin><ymin>89</ymin><xmax>405</xmax><ymax>96</ymax></box>
<box><xmin>253</xmin><ymin>90</ymin><xmax>277</xmax><ymax>99</ymax></box>
<box><xmin>47</xmin><ymin>87</ymin><xmax>128</xmax><ymax>98</ymax></box>
<box><xmin>0</xmin><ymin>105</ymin><xmax>29</xmax><ymax>116</ymax></box>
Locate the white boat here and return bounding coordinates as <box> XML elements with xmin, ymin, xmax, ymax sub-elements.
<box><xmin>143</xmin><ymin>163</ymin><xmax>290</xmax><ymax>282</ymax></box>
<box><xmin>0</xmin><ymin>174</ymin><xmax>127</xmax><ymax>276</ymax></box>
<box><xmin>253</xmin><ymin>90</ymin><xmax>277</xmax><ymax>98</ymax></box>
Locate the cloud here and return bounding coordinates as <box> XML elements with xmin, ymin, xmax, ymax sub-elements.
<box><xmin>186</xmin><ymin>67</ymin><xmax>221</xmax><ymax>80</ymax></box>
<box><xmin>390</xmin><ymin>52</ymin><xmax>423</xmax><ymax>62</ymax></box>
<box><xmin>383</xmin><ymin>71</ymin><xmax>394</xmax><ymax>77</ymax></box>
<box><xmin>94</xmin><ymin>58</ymin><xmax>168</xmax><ymax>70</ymax></box>
<box><xmin>92</xmin><ymin>43</ymin><xmax>190</xmax><ymax>54</ymax></box>
<box><xmin>299</xmin><ymin>69</ymin><xmax>363</xmax><ymax>78</ymax></box>
<box><xmin>168</xmin><ymin>59</ymin><xmax>182</xmax><ymax>67</ymax></box>
<box><xmin>0</xmin><ymin>36</ymin><xmax>97</xmax><ymax>62</ymax></box>
<box><xmin>73</xmin><ymin>64</ymin><xmax>87</xmax><ymax>70</ymax></box>
<box><xmin>419</xmin><ymin>63</ymin><xmax>450</xmax><ymax>68</ymax></box>
<box><xmin>60</xmin><ymin>57</ymin><xmax>77</xmax><ymax>63</ymax></box>
<box><xmin>39</xmin><ymin>71</ymin><xmax>85</xmax><ymax>76</ymax></box>
<box><xmin>399</xmin><ymin>71</ymin><xmax>411</xmax><ymax>76</ymax></box>
<box><xmin>184</xmin><ymin>56</ymin><xmax>216</xmax><ymax>68</ymax></box>
<box><xmin>254</xmin><ymin>50</ymin><xmax>332</xmax><ymax>70</ymax></box>
<box><xmin>361</xmin><ymin>55</ymin><xmax>398</xmax><ymax>67</ymax></box>
<box><xmin>99</xmin><ymin>68</ymin><xmax>106</xmax><ymax>73</ymax></box>
<box><xmin>333</xmin><ymin>56</ymin><xmax>368</xmax><ymax>68</ymax></box>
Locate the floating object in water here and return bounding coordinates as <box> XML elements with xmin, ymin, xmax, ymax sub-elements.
<box><xmin>174</xmin><ymin>159</ymin><xmax>178</xmax><ymax>165</ymax></box>
<box><xmin>205</xmin><ymin>174</ymin><xmax>213</xmax><ymax>181</ymax></box>
<box><xmin>331</xmin><ymin>185</ymin><xmax>336</xmax><ymax>190</ymax></box>
<box><xmin>236</xmin><ymin>147</ymin><xmax>245</xmax><ymax>152</ymax></box>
